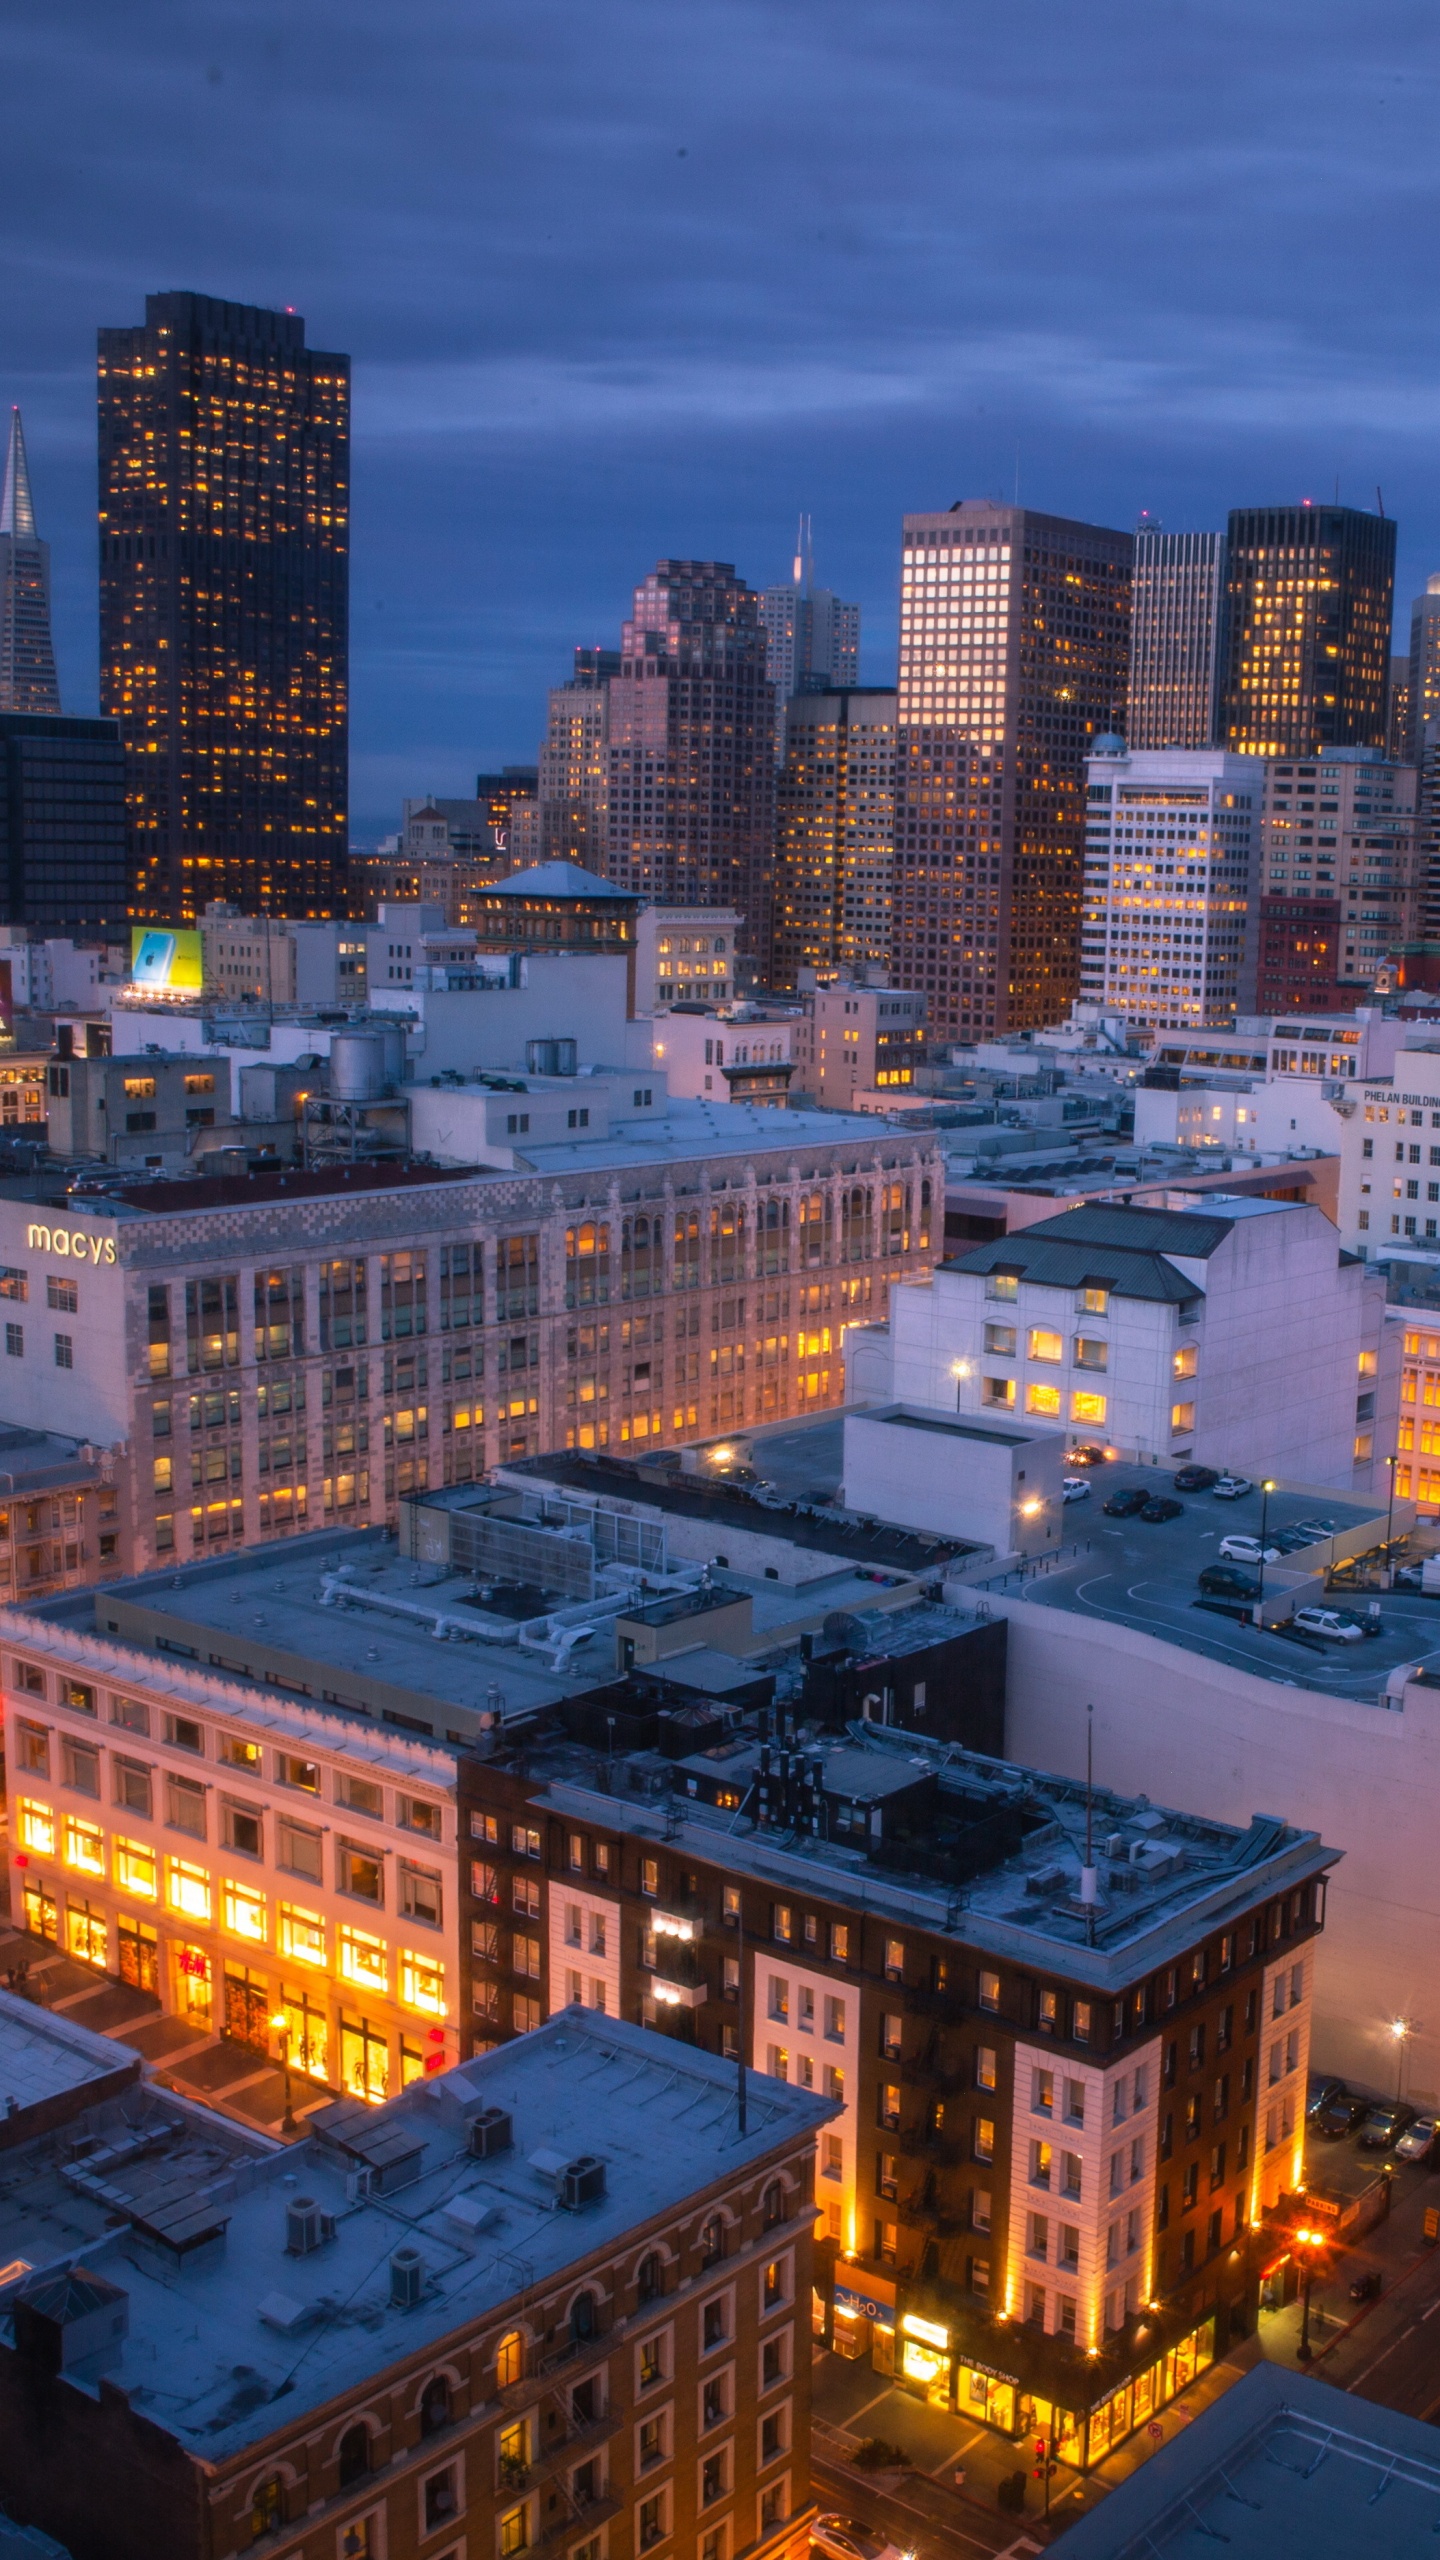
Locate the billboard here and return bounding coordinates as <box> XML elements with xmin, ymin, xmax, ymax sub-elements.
<box><xmin>129</xmin><ymin>928</ymin><xmax>204</xmax><ymax>995</ymax></box>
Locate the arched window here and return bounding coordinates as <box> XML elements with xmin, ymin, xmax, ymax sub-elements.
<box><xmin>420</xmin><ymin>2374</ymin><xmax>451</xmax><ymax>2437</ymax></box>
<box><xmin>636</xmin><ymin>2251</ymin><xmax>663</xmax><ymax>2305</ymax></box>
<box><xmin>337</xmin><ymin>2424</ymin><xmax>370</xmax><ymax>2488</ymax></box>
<box><xmin>249</xmin><ymin>2476</ymin><xmax>283</xmax><ymax>2542</ymax></box>
<box><xmin>496</xmin><ymin>2330</ymin><xmax>525</xmax><ymax>2389</ymax></box>
<box><xmin>762</xmin><ymin>2180</ymin><xmax>785</xmax><ymax>2230</ymax></box>
<box><xmin>570</xmin><ymin>2289</ymin><xmax>598</xmax><ymax>2343</ymax></box>
<box><xmin>700</xmin><ymin>2215</ymin><xmax>726</xmax><ymax>2268</ymax></box>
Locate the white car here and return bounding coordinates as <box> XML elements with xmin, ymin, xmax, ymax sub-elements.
<box><xmin>811</xmin><ymin>2521</ymin><xmax>913</xmax><ymax>2560</ymax></box>
<box><xmin>1062</xmin><ymin>1476</ymin><xmax>1092</xmax><ymax>1503</ymax></box>
<box><xmin>1292</xmin><ymin>1606</ymin><xmax>1365</xmax><ymax>1645</ymax></box>
<box><xmin>1212</xmin><ymin>1475</ymin><xmax>1254</xmax><ymax>1500</ymax></box>
<box><xmin>1219</xmin><ymin>1534</ymin><xmax>1281</xmax><ymax>1565</ymax></box>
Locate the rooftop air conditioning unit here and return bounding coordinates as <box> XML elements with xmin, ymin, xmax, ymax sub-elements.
<box><xmin>561</xmin><ymin>2156</ymin><xmax>607</xmax><ymax>2210</ymax></box>
<box><xmin>390</xmin><ymin>2247</ymin><xmax>425</xmax><ymax>2309</ymax></box>
<box><xmin>469</xmin><ymin>2106</ymin><xmax>513</xmax><ymax>2160</ymax></box>
<box><xmin>285</xmin><ymin>2195</ymin><xmax>336</xmax><ymax>2256</ymax></box>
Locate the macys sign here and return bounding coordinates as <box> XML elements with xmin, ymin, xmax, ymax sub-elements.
<box><xmin>26</xmin><ymin>1224</ymin><xmax>117</xmax><ymax>1265</ymax></box>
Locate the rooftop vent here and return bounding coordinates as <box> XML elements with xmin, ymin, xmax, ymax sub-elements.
<box><xmin>469</xmin><ymin>2106</ymin><xmax>513</xmax><ymax>2160</ymax></box>
<box><xmin>11</xmin><ymin>2266</ymin><xmax>129</xmax><ymax>2378</ymax></box>
<box><xmin>390</xmin><ymin>2247</ymin><xmax>425</xmax><ymax>2309</ymax></box>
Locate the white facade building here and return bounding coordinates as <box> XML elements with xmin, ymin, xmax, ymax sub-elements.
<box><xmin>1081</xmin><ymin>742</ymin><xmax>1264</xmax><ymax>1034</ymax></box>
<box><xmin>633</xmin><ymin>905</ymin><xmax>742</xmax><ymax>1013</ymax></box>
<box><xmin>1340</xmin><ymin>1048</ymin><xmax>1440</xmax><ymax>1252</ymax></box>
<box><xmin>858</xmin><ymin>1197</ymin><xmax>1386</xmax><ymax>1485</ymax></box>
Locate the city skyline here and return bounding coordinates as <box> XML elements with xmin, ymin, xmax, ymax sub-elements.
<box><xmin>2</xmin><ymin>0</ymin><xmax>1439</xmax><ymax>836</ymax></box>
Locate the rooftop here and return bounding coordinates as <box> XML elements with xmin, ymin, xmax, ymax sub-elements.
<box><xmin>1049</xmin><ymin>2363</ymin><xmax>1440</xmax><ymax>2558</ymax></box>
<box><xmin>0</xmin><ymin>1995</ymin><xmax>139</xmax><ymax>2137</ymax></box>
<box><xmin>0</xmin><ymin>2009</ymin><xmax>830</xmax><ymax>2458</ymax></box>
<box><xmin>1004</xmin><ymin>1457</ymin><xmax>1424</xmax><ymax>1703</ymax></box>
<box><xmin>945</xmin><ymin>1200</ymin><xmax>1296</xmax><ymax>1300</ymax></box>
<box><xmin>0</xmin><ymin>1427</ymin><xmax>105</xmax><ymax>1496</ymax></box>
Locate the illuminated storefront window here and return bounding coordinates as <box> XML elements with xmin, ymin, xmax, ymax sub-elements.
<box><xmin>114</xmin><ymin>1837</ymin><xmax>158</xmax><ymax>1900</ymax></box>
<box><xmin>339</xmin><ymin>1926</ymin><xmax>389</xmax><ymax>1993</ymax></box>
<box><xmin>401</xmin><ymin>1950</ymin><xmax>446</xmax><ymax>2016</ymax></box>
<box><xmin>66</xmin><ymin>1900</ymin><xmax>107</xmax><ymax>1969</ymax></box>
<box><xmin>279</xmin><ymin>1903</ymin><xmax>326</xmax><ymax>1967</ymax></box>
<box><xmin>167</xmin><ymin>1859</ymin><xmax>212</xmax><ymax>1924</ymax></box>
<box><xmin>340</xmin><ymin>2011</ymin><xmax>390</xmax><ymax>2105</ymax></box>
<box><xmin>283</xmin><ymin>1987</ymin><xmax>329</xmax><ymax>2080</ymax></box>
<box><xmin>63</xmin><ymin>1818</ymin><xmax>105</xmax><ymax>1878</ymax></box>
<box><xmin>224</xmin><ymin>1881</ymin><xmax>268</xmax><ymax>1944</ymax></box>
<box><xmin>17</xmin><ymin>1799</ymin><xmax>55</xmax><ymax>1857</ymax></box>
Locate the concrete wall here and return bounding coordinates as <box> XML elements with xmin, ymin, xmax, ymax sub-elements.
<box><xmin>842</xmin><ymin>1405</ymin><xmax>1065</xmax><ymax>1557</ymax></box>
<box><xmin>992</xmin><ymin>1590</ymin><xmax>1440</xmax><ymax>2105</ymax></box>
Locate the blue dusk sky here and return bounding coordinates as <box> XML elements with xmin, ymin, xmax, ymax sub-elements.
<box><xmin>3</xmin><ymin>0</ymin><xmax>1438</xmax><ymax>840</ymax></box>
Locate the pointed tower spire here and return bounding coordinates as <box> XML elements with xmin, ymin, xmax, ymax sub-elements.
<box><xmin>0</xmin><ymin>409</ymin><xmax>37</xmax><ymax>541</ymax></box>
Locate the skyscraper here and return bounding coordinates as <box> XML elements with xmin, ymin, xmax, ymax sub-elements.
<box><xmin>1218</xmin><ymin>503</ymin><xmax>1395</xmax><ymax>760</ymax></box>
<box><xmin>1127</xmin><ymin>528</ymin><xmax>1226</xmax><ymax>749</ymax></box>
<box><xmin>604</xmin><ymin>560</ymin><xmax>776</xmax><ymax>973</ymax></box>
<box><xmin>1079</xmin><ymin>736</ymin><xmax>1262</xmax><ymax>1033</ymax></box>
<box><xmin>98</xmin><ymin>293</ymin><xmax>349</xmax><ymax>921</ymax></box>
<box><xmin>760</xmin><ymin>519</ymin><xmax>860</xmax><ymax>750</ymax></box>
<box><xmin>537</xmin><ymin>646</ymin><xmax>620</xmax><ymax>864</ymax></box>
<box><xmin>773</xmin><ymin>687</ymin><xmax>896</xmax><ymax>988</ymax></box>
<box><xmin>0</xmin><ymin>408</ymin><xmax>60</xmax><ymax>716</ymax></box>
<box><xmin>889</xmin><ymin>500</ymin><xmax>1132</xmax><ymax>1039</ymax></box>
<box><xmin>1407</xmin><ymin>575</ymin><xmax>1440</xmax><ymax>762</ymax></box>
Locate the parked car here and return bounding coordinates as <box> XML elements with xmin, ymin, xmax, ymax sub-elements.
<box><xmin>1140</xmin><ymin>1497</ymin><xmax>1185</xmax><ymax>1523</ymax></box>
<box><xmin>1219</xmin><ymin>1534</ymin><xmax>1282</xmax><ymax>1565</ymax></box>
<box><xmin>1274</xmin><ymin>1529</ymin><xmax>1317</xmax><ymax>1554</ymax></box>
<box><xmin>1103</xmin><ymin>1488</ymin><xmax>1149</xmax><ymax>1518</ymax></box>
<box><xmin>1394</xmin><ymin>1563</ymin><xmax>1426</xmax><ymax>1591</ymax></box>
<box><xmin>1062</xmin><ymin>1477</ymin><xmax>1092</xmax><ymax>1504</ymax></box>
<box><xmin>1292</xmin><ymin>1607</ymin><xmax>1366</xmax><ymax>1645</ymax></box>
<box><xmin>1174</xmin><ymin>1466</ymin><xmax>1219</xmax><ymax>1492</ymax></box>
<box><xmin>1306</xmin><ymin>2073</ymin><xmax>1347</xmax><ymax>2123</ymax></box>
<box><xmin>1359</xmin><ymin>2102</ymin><xmax>1416</xmax><ymax>2150</ymax></box>
<box><xmin>811</xmin><ymin>2519</ymin><xmax>913</xmax><ymax>2560</ymax></box>
<box><xmin>1067</xmin><ymin>1444</ymin><xmax>1110</xmax><ymax>1468</ymax></box>
<box><xmin>1396</xmin><ymin>2113</ymin><xmax>1440</xmax><ymax>2164</ymax></box>
<box><xmin>1293</xmin><ymin>1517</ymin><xmax>1338</xmax><ymax>1538</ymax></box>
<box><xmin>1198</xmin><ymin>1564</ymin><xmax>1262</xmax><ymax>1600</ymax></box>
<box><xmin>1315</xmin><ymin>2091</ymin><xmax>1369</xmax><ymax>2138</ymax></box>
<box><xmin>1349</xmin><ymin>2269</ymin><xmax>1383</xmax><ymax>2302</ymax></box>
<box><xmin>1213</xmin><ymin>1475</ymin><xmax>1254</xmax><ymax>1500</ymax></box>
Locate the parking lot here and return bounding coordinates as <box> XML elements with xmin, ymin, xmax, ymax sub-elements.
<box><xmin>1020</xmin><ymin>1458</ymin><xmax>1440</xmax><ymax>1700</ymax></box>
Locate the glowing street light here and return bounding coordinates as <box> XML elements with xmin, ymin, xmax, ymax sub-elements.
<box><xmin>1390</xmin><ymin>2015</ymin><xmax>1413</xmax><ymax>2101</ymax></box>
<box><xmin>1294</xmin><ymin>2225</ymin><xmax>1326</xmax><ymax>2364</ymax></box>
<box><xmin>950</xmin><ymin>1357</ymin><xmax>972</xmax><ymax>1411</ymax></box>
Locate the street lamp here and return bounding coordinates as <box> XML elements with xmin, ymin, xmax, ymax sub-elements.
<box><xmin>1390</xmin><ymin>2016</ymin><xmax>1412</xmax><ymax>2102</ymax></box>
<box><xmin>270</xmin><ymin>2011</ymin><xmax>298</xmax><ymax>2137</ymax></box>
<box><xmin>950</xmin><ymin>1358</ymin><xmax>972</xmax><ymax>1412</ymax></box>
<box><xmin>1257</xmin><ymin>1479</ymin><xmax>1277</xmax><ymax>1611</ymax></box>
<box><xmin>1294</xmin><ymin>2226</ymin><xmax>1325</xmax><ymax>2364</ymax></box>
<box><xmin>1384</xmin><ymin>1454</ymin><xmax>1398</xmax><ymax>1579</ymax></box>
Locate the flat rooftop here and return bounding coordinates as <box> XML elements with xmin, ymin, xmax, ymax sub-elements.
<box><xmin>0</xmin><ymin>1426</ymin><xmax>103</xmax><ymax>1495</ymax></box>
<box><xmin>1011</xmin><ymin>1459</ymin><xmax>1425</xmax><ymax>1703</ymax></box>
<box><xmin>38</xmin><ymin>1529</ymin><xmax>618</xmax><ymax>1746</ymax></box>
<box><xmin>0</xmin><ymin>2012</ymin><xmax>829</xmax><ymax>2458</ymax></box>
<box><xmin>0</xmin><ymin>1994</ymin><xmax>138</xmax><ymax>2125</ymax></box>
<box><xmin>1050</xmin><ymin>2362</ymin><xmax>1440</xmax><ymax>2558</ymax></box>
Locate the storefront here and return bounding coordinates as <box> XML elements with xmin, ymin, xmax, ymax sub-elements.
<box><xmin>895</xmin><ymin>2301</ymin><xmax>1218</xmax><ymax>2468</ymax></box>
<box><xmin>833</xmin><ymin>2274</ymin><xmax>896</xmax><ymax>2373</ymax></box>
<box><xmin>899</xmin><ymin>2312</ymin><xmax>953</xmax><ymax>2401</ymax></box>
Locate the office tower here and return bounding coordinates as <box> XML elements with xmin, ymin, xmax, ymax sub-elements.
<box><xmin>605</xmin><ymin>560</ymin><xmax>776</xmax><ymax>974</ymax></box>
<box><xmin>98</xmin><ymin>293</ymin><xmax>349</xmax><ymax>921</ymax></box>
<box><xmin>1254</xmin><ymin>745</ymin><xmax>1420</xmax><ymax>1009</ymax></box>
<box><xmin>537</xmin><ymin>646</ymin><xmax>620</xmax><ymax>863</ymax></box>
<box><xmin>773</xmin><ymin>687</ymin><xmax>896</xmax><ymax>988</ymax></box>
<box><xmin>0</xmin><ymin>408</ymin><xmax>60</xmax><ymax>715</ymax></box>
<box><xmin>0</xmin><ymin>712</ymin><xmax>127</xmax><ymax>929</ymax></box>
<box><xmin>760</xmin><ymin>519</ymin><xmax>860</xmax><ymax>750</ymax></box>
<box><xmin>1079</xmin><ymin>737</ymin><xmax>1262</xmax><ymax>1033</ymax></box>
<box><xmin>1408</xmin><ymin>575</ymin><xmax>1440</xmax><ymax>757</ymax></box>
<box><xmin>890</xmin><ymin>500</ymin><xmax>1131</xmax><ymax>1040</ymax></box>
<box><xmin>1127</xmin><ymin>528</ymin><xmax>1226</xmax><ymax>748</ymax></box>
<box><xmin>1389</xmin><ymin>652</ymin><xmax>1412</xmax><ymax>762</ymax></box>
<box><xmin>1218</xmin><ymin>503</ymin><xmax>1395</xmax><ymax>759</ymax></box>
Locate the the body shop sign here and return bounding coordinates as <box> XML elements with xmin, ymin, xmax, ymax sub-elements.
<box><xmin>26</xmin><ymin>1223</ymin><xmax>117</xmax><ymax>1266</ymax></box>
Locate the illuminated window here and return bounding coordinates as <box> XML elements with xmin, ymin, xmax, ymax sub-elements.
<box><xmin>224</xmin><ymin>1881</ymin><xmax>268</xmax><ymax>1943</ymax></box>
<box><xmin>496</xmin><ymin>2330</ymin><xmax>525</xmax><ymax>2388</ymax></box>
<box><xmin>66</xmin><ymin>1902</ymin><xmax>107</xmax><ymax>1969</ymax></box>
<box><xmin>401</xmin><ymin>1949</ymin><xmax>446</xmax><ymax>2016</ymax></box>
<box><xmin>114</xmin><ymin>1837</ymin><xmax>157</xmax><ymax>1900</ymax></box>
<box><xmin>17</xmin><ymin>1799</ymin><xmax>54</xmax><ymax>1857</ymax></box>
<box><xmin>1171</xmin><ymin>1401</ymin><xmax>1196</xmax><ymax>1434</ymax></box>
<box><xmin>339</xmin><ymin>1925</ymin><xmax>389</xmax><ymax>1992</ymax></box>
<box><xmin>1025</xmin><ymin>1384</ymin><xmax>1062</xmax><ymax>1417</ymax></box>
<box><xmin>63</xmin><ymin>1817</ymin><xmax>104</xmax><ymax>1877</ymax></box>
<box><xmin>279</xmin><ymin>1903</ymin><xmax>326</xmax><ymax>1966</ymax></box>
<box><xmin>167</xmin><ymin>1859</ymin><xmax>211</xmax><ymax>1923</ymax></box>
<box><xmin>1027</xmin><ymin>1328</ymin><xmax>1063</xmax><ymax>1364</ymax></box>
<box><xmin>1071</xmin><ymin>1391</ymin><xmax>1107</xmax><ymax>1425</ymax></box>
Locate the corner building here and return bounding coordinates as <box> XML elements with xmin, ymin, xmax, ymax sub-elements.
<box><xmin>890</xmin><ymin>502</ymin><xmax>1132</xmax><ymax>1041</ymax></box>
<box><xmin>98</xmin><ymin>292</ymin><xmax>349</xmax><ymax>920</ymax></box>
<box><xmin>453</xmin><ymin>1707</ymin><xmax>1334</xmax><ymax>2473</ymax></box>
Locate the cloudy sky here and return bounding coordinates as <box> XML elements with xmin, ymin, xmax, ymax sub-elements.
<box><xmin>4</xmin><ymin>0</ymin><xmax>1438</xmax><ymax>838</ymax></box>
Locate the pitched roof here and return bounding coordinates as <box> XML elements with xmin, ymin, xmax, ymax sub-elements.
<box><xmin>1019</xmin><ymin>1202</ymin><xmax>1240</xmax><ymax>1258</ymax></box>
<box><xmin>494</xmin><ymin>861</ymin><xmax>634</xmax><ymax>899</ymax></box>
<box><xmin>943</xmin><ymin>1232</ymin><xmax>1201</xmax><ymax>1303</ymax></box>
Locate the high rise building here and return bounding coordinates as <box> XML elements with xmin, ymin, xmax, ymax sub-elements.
<box><xmin>98</xmin><ymin>293</ymin><xmax>349</xmax><ymax>921</ymax></box>
<box><xmin>1407</xmin><ymin>575</ymin><xmax>1440</xmax><ymax>759</ymax></box>
<box><xmin>1079</xmin><ymin>737</ymin><xmax>1263</xmax><ymax>1033</ymax></box>
<box><xmin>890</xmin><ymin>500</ymin><xmax>1132</xmax><ymax>1040</ymax></box>
<box><xmin>0</xmin><ymin>407</ymin><xmax>60</xmax><ymax>715</ymax></box>
<box><xmin>1218</xmin><ymin>503</ymin><xmax>1395</xmax><ymax>760</ymax></box>
<box><xmin>1389</xmin><ymin>651</ymin><xmax>1412</xmax><ymax>762</ymax></box>
<box><xmin>760</xmin><ymin>518</ymin><xmax>860</xmax><ymax>749</ymax></box>
<box><xmin>0</xmin><ymin>713</ymin><xmax>127</xmax><ymax>930</ymax></box>
<box><xmin>537</xmin><ymin>645</ymin><xmax>620</xmax><ymax>864</ymax></box>
<box><xmin>1127</xmin><ymin>528</ymin><xmax>1226</xmax><ymax>749</ymax></box>
<box><xmin>1254</xmin><ymin>745</ymin><xmax>1420</xmax><ymax>1010</ymax></box>
<box><xmin>604</xmin><ymin>560</ymin><xmax>777</xmax><ymax>975</ymax></box>
<box><xmin>773</xmin><ymin>687</ymin><xmax>896</xmax><ymax>988</ymax></box>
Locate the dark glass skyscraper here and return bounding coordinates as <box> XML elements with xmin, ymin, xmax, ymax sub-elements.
<box><xmin>604</xmin><ymin>561</ymin><xmax>775</xmax><ymax>974</ymax></box>
<box><xmin>1219</xmin><ymin>504</ymin><xmax>1395</xmax><ymax>760</ymax></box>
<box><xmin>98</xmin><ymin>293</ymin><xmax>349</xmax><ymax>920</ymax></box>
